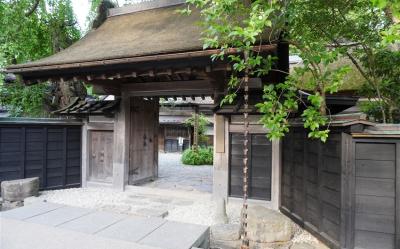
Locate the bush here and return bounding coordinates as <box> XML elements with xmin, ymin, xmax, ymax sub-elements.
<box><xmin>181</xmin><ymin>147</ymin><xmax>213</xmax><ymax>165</ymax></box>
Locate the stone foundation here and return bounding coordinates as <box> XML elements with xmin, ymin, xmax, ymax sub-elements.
<box><xmin>211</xmin><ymin>205</ymin><xmax>329</xmax><ymax>249</ymax></box>
<box><xmin>0</xmin><ymin>177</ymin><xmax>39</xmax><ymax>211</ymax></box>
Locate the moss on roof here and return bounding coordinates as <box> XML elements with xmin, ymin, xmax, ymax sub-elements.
<box><xmin>8</xmin><ymin>4</ymin><xmax>204</xmax><ymax>70</ymax></box>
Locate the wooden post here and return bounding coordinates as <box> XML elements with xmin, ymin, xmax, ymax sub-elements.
<box><xmin>81</xmin><ymin>121</ymin><xmax>89</xmax><ymax>188</ymax></box>
<box><xmin>212</xmin><ymin>114</ymin><xmax>229</xmax><ymax>200</ymax></box>
<box><xmin>20</xmin><ymin>127</ymin><xmax>26</xmax><ymax>179</ymax></box>
<box><xmin>193</xmin><ymin>105</ymin><xmax>199</xmax><ymax>151</ymax></box>
<box><xmin>112</xmin><ymin>94</ymin><xmax>130</xmax><ymax>190</ymax></box>
<box><xmin>271</xmin><ymin>139</ymin><xmax>282</xmax><ymax>210</ymax></box>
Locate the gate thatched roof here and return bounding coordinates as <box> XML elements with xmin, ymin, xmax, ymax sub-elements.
<box><xmin>7</xmin><ymin>3</ymin><xmax>203</xmax><ymax>74</ymax></box>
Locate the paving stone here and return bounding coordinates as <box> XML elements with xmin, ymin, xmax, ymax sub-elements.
<box><xmin>59</xmin><ymin>211</ymin><xmax>127</xmax><ymax>234</ymax></box>
<box><xmin>133</xmin><ymin>208</ymin><xmax>169</xmax><ymax>218</ymax></box>
<box><xmin>97</xmin><ymin>216</ymin><xmax>166</xmax><ymax>242</ymax></box>
<box><xmin>1</xmin><ymin>217</ymin><xmax>161</xmax><ymax>249</ymax></box>
<box><xmin>25</xmin><ymin>206</ymin><xmax>93</xmax><ymax>226</ymax></box>
<box><xmin>100</xmin><ymin>204</ymin><xmax>132</xmax><ymax>214</ymax></box>
<box><xmin>139</xmin><ymin>221</ymin><xmax>209</xmax><ymax>249</ymax></box>
<box><xmin>1</xmin><ymin>201</ymin><xmax>63</xmax><ymax>220</ymax></box>
<box><xmin>123</xmin><ymin>199</ymin><xmax>149</xmax><ymax>206</ymax></box>
<box><xmin>172</xmin><ymin>200</ymin><xmax>194</xmax><ymax>206</ymax></box>
<box><xmin>153</xmin><ymin>198</ymin><xmax>172</xmax><ymax>204</ymax></box>
<box><xmin>142</xmin><ymin>153</ymin><xmax>212</xmax><ymax>193</ymax></box>
<box><xmin>127</xmin><ymin>195</ymin><xmax>148</xmax><ymax>200</ymax></box>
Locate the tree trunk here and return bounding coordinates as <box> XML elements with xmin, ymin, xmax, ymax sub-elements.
<box><xmin>192</xmin><ymin>106</ymin><xmax>199</xmax><ymax>151</ymax></box>
<box><xmin>320</xmin><ymin>91</ymin><xmax>327</xmax><ymax>116</ymax></box>
<box><xmin>50</xmin><ymin>81</ymin><xmax>87</xmax><ymax>110</ymax></box>
<box><xmin>49</xmin><ymin>26</ymin><xmax>87</xmax><ymax>110</ymax></box>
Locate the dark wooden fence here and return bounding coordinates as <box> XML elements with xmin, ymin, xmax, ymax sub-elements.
<box><xmin>229</xmin><ymin>133</ymin><xmax>272</xmax><ymax>201</ymax></box>
<box><xmin>281</xmin><ymin>125</ymin><xmax>400</xmax><ymax>249</ymax></box>
<box><xmin>0</xmin><ymin>118</ymin><xmax>82</xmax><ymax>190</ymax></box>
<box><xmin>281</xmin><ymin>129</ymin><xmax>343</xmax><ymax>248</ymax></box>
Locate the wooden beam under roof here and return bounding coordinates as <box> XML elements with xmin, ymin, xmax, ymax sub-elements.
<box><xmin>122</xmin><ymin>80</ymin><xmax>218</xmax><ymax>97</ymax></box>
<box><xmin>10</xmin><ymin>44</ymin><xmax>277</xmax><ymax>77</ymax></box>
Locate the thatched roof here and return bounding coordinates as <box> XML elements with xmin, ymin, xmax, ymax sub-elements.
<box><xmin>7</xmin><ymin>2</ymin><xmax>203</xmax><ymax>73</ymax></box>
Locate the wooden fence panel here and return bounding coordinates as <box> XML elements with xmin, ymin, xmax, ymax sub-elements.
<box><xmin>229</xmin><ymin>133</ymin><xmax>272</xmax><ymax>201</ymax></box>
<box><xmin>0</xmin><ymin>120</ymin><xmax>81</xmax><ymax>190</ymax></box>
<box><xmin>353</xmin><ymin>141</ymin><xmax>397</xmax><ymax>249</ymax></box>
<box><xmin>280</xmin><ymin>129</ymin><xmax>342</xmax><ymax>249</ymax></box>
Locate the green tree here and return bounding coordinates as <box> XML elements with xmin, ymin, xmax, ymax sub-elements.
<box><xmin>0</xmin><ymin>0</ymin><xmax>85</xmax><ymax>117</ymax></box>
<box><xmin>185</xmin><ymin>113</ymin><xmax>211</xmax><ymax>146</ymax></box>
<box><xmin>183</xmin><ymin>0</ymin><xmax>400</xmax><ymax>142</ymax></box>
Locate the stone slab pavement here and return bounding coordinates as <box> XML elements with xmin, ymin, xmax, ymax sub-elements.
<box><xmin>142</xmin><ymin>153</ymin><xmax>213</xmax><ymax>193</ymax></box>
<box><xmin>0</xmin><ymin>202</ymin><xmax>209</xmax><ymax>249</ymax></box>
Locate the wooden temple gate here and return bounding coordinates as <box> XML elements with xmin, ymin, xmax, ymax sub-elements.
<box><xmin>5</xmin><ymin>0</ymin><xmax>287</xmax><ymax>193</ymax></box>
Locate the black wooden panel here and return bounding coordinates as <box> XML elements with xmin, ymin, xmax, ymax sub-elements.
<box><xmin>355</xmin><ymin>160</ymin><xmax>395</xmax><ymax>179</ymax></box>
<box><xmin>323</xmin><ymin>202</ymin><xmax>341</xmax><ymax>224</ymax></box>
<box><xmin>324</xmin><ymin>156</ymin><xmax>341</xmax><ymax>174</ymax></box>
<box><xmin>322</xmin><ymin>172</ymin><xmax>341</xmax><ymax>191</ymax></box>
<box><xmin>355</xmin><ymin>230</ymin><xmax>395</xmax><ymax>249</ymax></box>
<box><xmin>321</xmin><ymin>187</ymin><xmax>341</xmax><ymax>209</ymax></box>
<box><xmin>354</xmin><ymin>141</ymin><xmax>397</xmax><ymax>249</ymax></box>
<box><xmin>355</xmin><ymin>213</ymin><xmax>395</xmax><ymax>234</ymax></box>
<box><xmin>229</xmin><ymin>133</ymin><xmax>272</xmax><ymax>200</ymax></box>
<box><xmin>355</xmin><ymin>177</ymin><xmax>395</xmax><ymax>197</ymax></box>
<box><xmin>164</xmin><ymin>139</ymin><xmax>178</xmax><ymax>152</ymax></box>
<box><xmin>322</xmin><ymin>217</ymin><xmax>340</xmax><ymax>241</ymax></box>
<box><xmin>0</xmin><ymin>123</ymin><xmax>81</xmax><ymax>190</ymax></box>
<box><xmin>306</xmin><ymin>195</ymin><xmax>319</xmax><ymax>213</ymax></box>
<box><xmin>355</xmin><ymin>143</ymin><xmax>395</xmax><ymax>161</ymax></box>
<box><xmin>281</xmin><ymin>129</ymin><xmax>343</xmax><ymax>249</ymax></box>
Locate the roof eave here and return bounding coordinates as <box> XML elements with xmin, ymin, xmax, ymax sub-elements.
<box><xmin>5</xmin><ymin>44</ymin><xmax>277</xmax><ymax>76</ymax></box>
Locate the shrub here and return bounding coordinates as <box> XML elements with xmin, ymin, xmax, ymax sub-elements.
<box><xmin>181</xmin><ymin>147</ymin><xmax>213</xmax><ymax>165</ymax></box>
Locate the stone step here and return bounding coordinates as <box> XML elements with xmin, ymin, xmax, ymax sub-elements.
<box><xmin>1</xmin><ymin>201</ymin><xmax>210</xmax><ymax>249</ymax></box>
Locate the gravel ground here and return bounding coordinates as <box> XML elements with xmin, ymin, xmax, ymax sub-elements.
<box><xmin>23</xmin><ymin>187</ymin><xmax>321</xmax><ymax>246</ymax></box>
<box><xmin>18</xmin><ymin>152</ymin><xmax>319</xmax><ymax>246</ymax></box>
<box><xmin>25</xmin><ymin>187</ymin><xmax>240</xmax><ymax>226</ymax></box>
<box><xmin>142</xmin><ymin>153</ymin><xmax>213</xmax><ymax>193</ymax></box>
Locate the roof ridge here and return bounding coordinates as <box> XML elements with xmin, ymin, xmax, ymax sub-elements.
<box><xmin>108</xmin><ymin>0</ymin><xmax>186</xmax><ymax>17</ymax></box>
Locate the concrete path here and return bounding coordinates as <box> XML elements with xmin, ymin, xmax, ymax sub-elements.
<box><xmin>143</xmin><ymin>153</ymin><xmax>213</xmax><ymax>193</ymax></box>
<box><xmin>0</xmin><ymin>202</ymin><xmax>209</xmax><ymax>249</ymax></box>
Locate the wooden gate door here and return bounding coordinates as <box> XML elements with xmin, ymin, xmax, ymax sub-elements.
<box><xmin>89</xmin><ymin>131</ymin><xmax>114</xmax><ymax>183</ymax></box>
<box><xmin>129</xmin><ymin>97</ymin><xmax>159</xmax><ymax>184</ymax></box>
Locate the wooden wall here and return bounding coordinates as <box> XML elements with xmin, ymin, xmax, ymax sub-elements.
<box><xmin>0</xmin><ymin>122</ymin><xmax>81</xmax><ymax>190</ymax></box>
<box><xmin>281</xmin><ymin>128</ymin><xmax>400</xmax><ymax>249</ymax></box>
<box><xmin>281</xmin><ymin>129</ymin><xmax>343</xmax><ymax>248</ymax></box>
<box><xmin>351</xmin><ymin>140</ymin><xmax>398</xmax><ymax>249</ymax></box>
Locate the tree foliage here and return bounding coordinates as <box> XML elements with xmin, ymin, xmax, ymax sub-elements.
<box><xmin>183</xmin><ymin>0</ymin><xmax>400</xmax><ymax>141</ymax></box>
<box><xmin>185</xmin><ymin>113</ymin><xmax>211</xmax><ymax>144</ymax></box>
<box><xmin>0</xmin><ymin>0</ymin><xmax>82</xmax><ymax>117</ymax></box>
